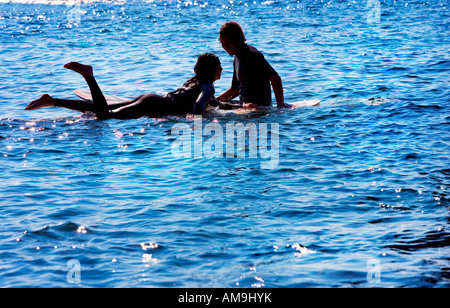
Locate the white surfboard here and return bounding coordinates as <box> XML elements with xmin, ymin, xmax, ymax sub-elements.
<box><xmin>75</xmin><ymin>89</ymin><xmax>320</xmax><ymax>114</ymax></box>
<box><xmin>290</xmin><ymin>99</ymin><xmax>321</xmax><ymax>108</ymax></box>
<box><xmin>214</xmin><ymin>107</ymin><xmax>270</xmax><ymax>115</ymax></box>
<box><xmin>74</xmin><ymin>89</ymin><xmax>129</xmax><ymax>104</ymax></box>
<box><xmin>221</xmin><ymin>99</ymin><xmax>321</xmax><ymax>114</ymax></box>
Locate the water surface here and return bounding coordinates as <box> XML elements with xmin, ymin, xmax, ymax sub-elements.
<box><xmin>0</xmin><ymin>0</ymin><xmax>449</xmax><ymax>287</ymax></box>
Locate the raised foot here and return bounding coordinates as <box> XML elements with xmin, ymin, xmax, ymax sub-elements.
<box><xmin>25</xmin><ymin>94</ymin><xmax>55</xmax><ymax>110</ymax></box>
<box><xmin>64</xmin><ymin>62</ymin><xmax>93</xmax><ymax>79</ymax></box>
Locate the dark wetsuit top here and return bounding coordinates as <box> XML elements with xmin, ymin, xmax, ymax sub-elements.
<box><xmin>231</xmin><ymin>44</ymin><xmax>277</xmax><ymax>106</ymax></box>
<box><xmin>166</xmin><ymin>76</ymin><xmax>215</xmax><ymax>114</ymax></box>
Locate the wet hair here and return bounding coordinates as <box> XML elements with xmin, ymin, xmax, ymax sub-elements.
<box><xmin>194</xmin><ymin>53</ymin><xmax>220</xmax><ymax>84</ymax></box>
<box><xmin>219</xmin><ymin>21</ymin><xmax>246</xmax><ymax>45</ymax></box>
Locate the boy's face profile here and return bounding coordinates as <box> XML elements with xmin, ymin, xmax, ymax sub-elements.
<box><xmin>220</xmin><ymin>36</ymin><xmax>237</xmax><ymax>56</ymax></box>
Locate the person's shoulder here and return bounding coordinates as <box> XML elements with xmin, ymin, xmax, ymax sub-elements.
<box><xmin>247</xmin><ymin>44</ymin><xmax>259</xmax><ymax>53</ymax></box>
<box><xmin>247</xmin><ymin>44</ymin><xmax>264</xmax><ymax>55</ymax></box>
<box><xmin>246</xmin><ymin>44</ymin><xmax>267</xmax><ymax>61</ymax></box>
<box><xmin>182</xmin><ymin>76</ymin><xmax>199</xmax><ymax>87</ymax></box>
<box><xmin>200</xmin><ymin>83</ymin><xmax>215</xmax><ymax>95</ymax></box>
<box><xmin>236</xmin><ymin>44</ymin><xmax>259</xmax><ymax>56</ymax></box>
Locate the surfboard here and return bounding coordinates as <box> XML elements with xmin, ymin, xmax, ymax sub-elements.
<box><xmin>214</xmin><ymin>107</ymin><xmax>270</xmax><ymax>115</ymax></box>
<box><xmin>74</xmin><ymin>89</ymin><xmax>320</xmax><ymax>114</ymax></box>
<box><xmin>74</xmin><ymin>89</ymin><xmax>129</xmax><ymax>104</ymax></box>
<box><xmin>290</xmin><ymin>99</ymin><xmax>321</xmax><ymax>108</ymax></box>
<box><xmin>219</xmin><ymin>99</ymin><xmax>321</xmax><ymax>114</ymax></box>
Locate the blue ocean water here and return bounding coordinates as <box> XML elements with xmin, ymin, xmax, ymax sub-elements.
<box><xmin>0</xmin><ymin>0</ymin><xmax>449</xmax><ymax>287</ymax></box>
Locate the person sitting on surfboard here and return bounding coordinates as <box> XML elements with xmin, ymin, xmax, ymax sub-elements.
<box><xmin>25</xmin><ymin>53</ymin><xmax>222</xmax><ymax>119</ymax></box>
<box><xmin>216</xmin><ymin>21</ymin><xmax>291</xmax><ymax>109</ymax></box>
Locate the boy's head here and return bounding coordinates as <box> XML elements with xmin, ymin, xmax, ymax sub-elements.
<box><xmin>219</xmin><ymin>21</ymin><xmax>246</xmax><ymax>56</ymax></box>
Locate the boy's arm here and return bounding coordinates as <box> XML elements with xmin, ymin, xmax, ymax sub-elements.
<box><xmin>271</xmin><ymin>73</ymin><xmax>290</xmax><ymax>108</ymax></box>
<box><xmin>193</xmin><ymin>84</ymin><xmax>215</xmax><ymax>115</ymax></box>
<box><xmin>217</xmin><ymin>88</ymin><xmax>239</xmax><ymax>102</ymax></box>
<box><xmin>218</xmin><ymin>65</ymin><xmax>240</xmax><ymax>102</ymax></box>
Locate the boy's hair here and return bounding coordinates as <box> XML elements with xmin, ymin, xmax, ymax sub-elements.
<box><xmin>219</xmin><ymin>21</ymin><xmax>246</xmax><ymax>45</ymax></box>
<box><xmin>194</xmin><ymin>53</ymin><xmax>220</xmax><ymax>84</ymax></box>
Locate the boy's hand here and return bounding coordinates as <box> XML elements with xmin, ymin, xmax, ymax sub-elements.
<box><xmin>277</xmin><ymin>102</ymin><xmax>292</xmax><ymax>109</ymax></box>
<box><xmin>243</xmin><ymin>103</ymin><xmax>259</xmax><ymax>109</ymax></box>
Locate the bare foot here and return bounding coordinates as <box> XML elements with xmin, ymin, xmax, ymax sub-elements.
<box><xmin>25</xmin><ymin>94</ymin><xmax>55</xmax><ymax>110</ymax></box>
<box><xmin>64</xmin><ymin>62</ymin><xmax>93</xmax><ymax>79</ymax></box>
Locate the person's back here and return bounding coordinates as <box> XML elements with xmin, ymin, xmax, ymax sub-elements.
<box><xmin>166</xmin><ymin>76</ymin><xmax>204</xmax><ymax>113</ymax></box>
<box><xmin>232</xmin><ymin>43</ymin><xmax>276</xmax><ymax>106</ymax></box>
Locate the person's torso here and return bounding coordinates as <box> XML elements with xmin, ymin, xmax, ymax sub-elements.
<box><xmin>234</xmin><ymin>45</ymin><xmax>275</xmax><ymax>106</ymax></box>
